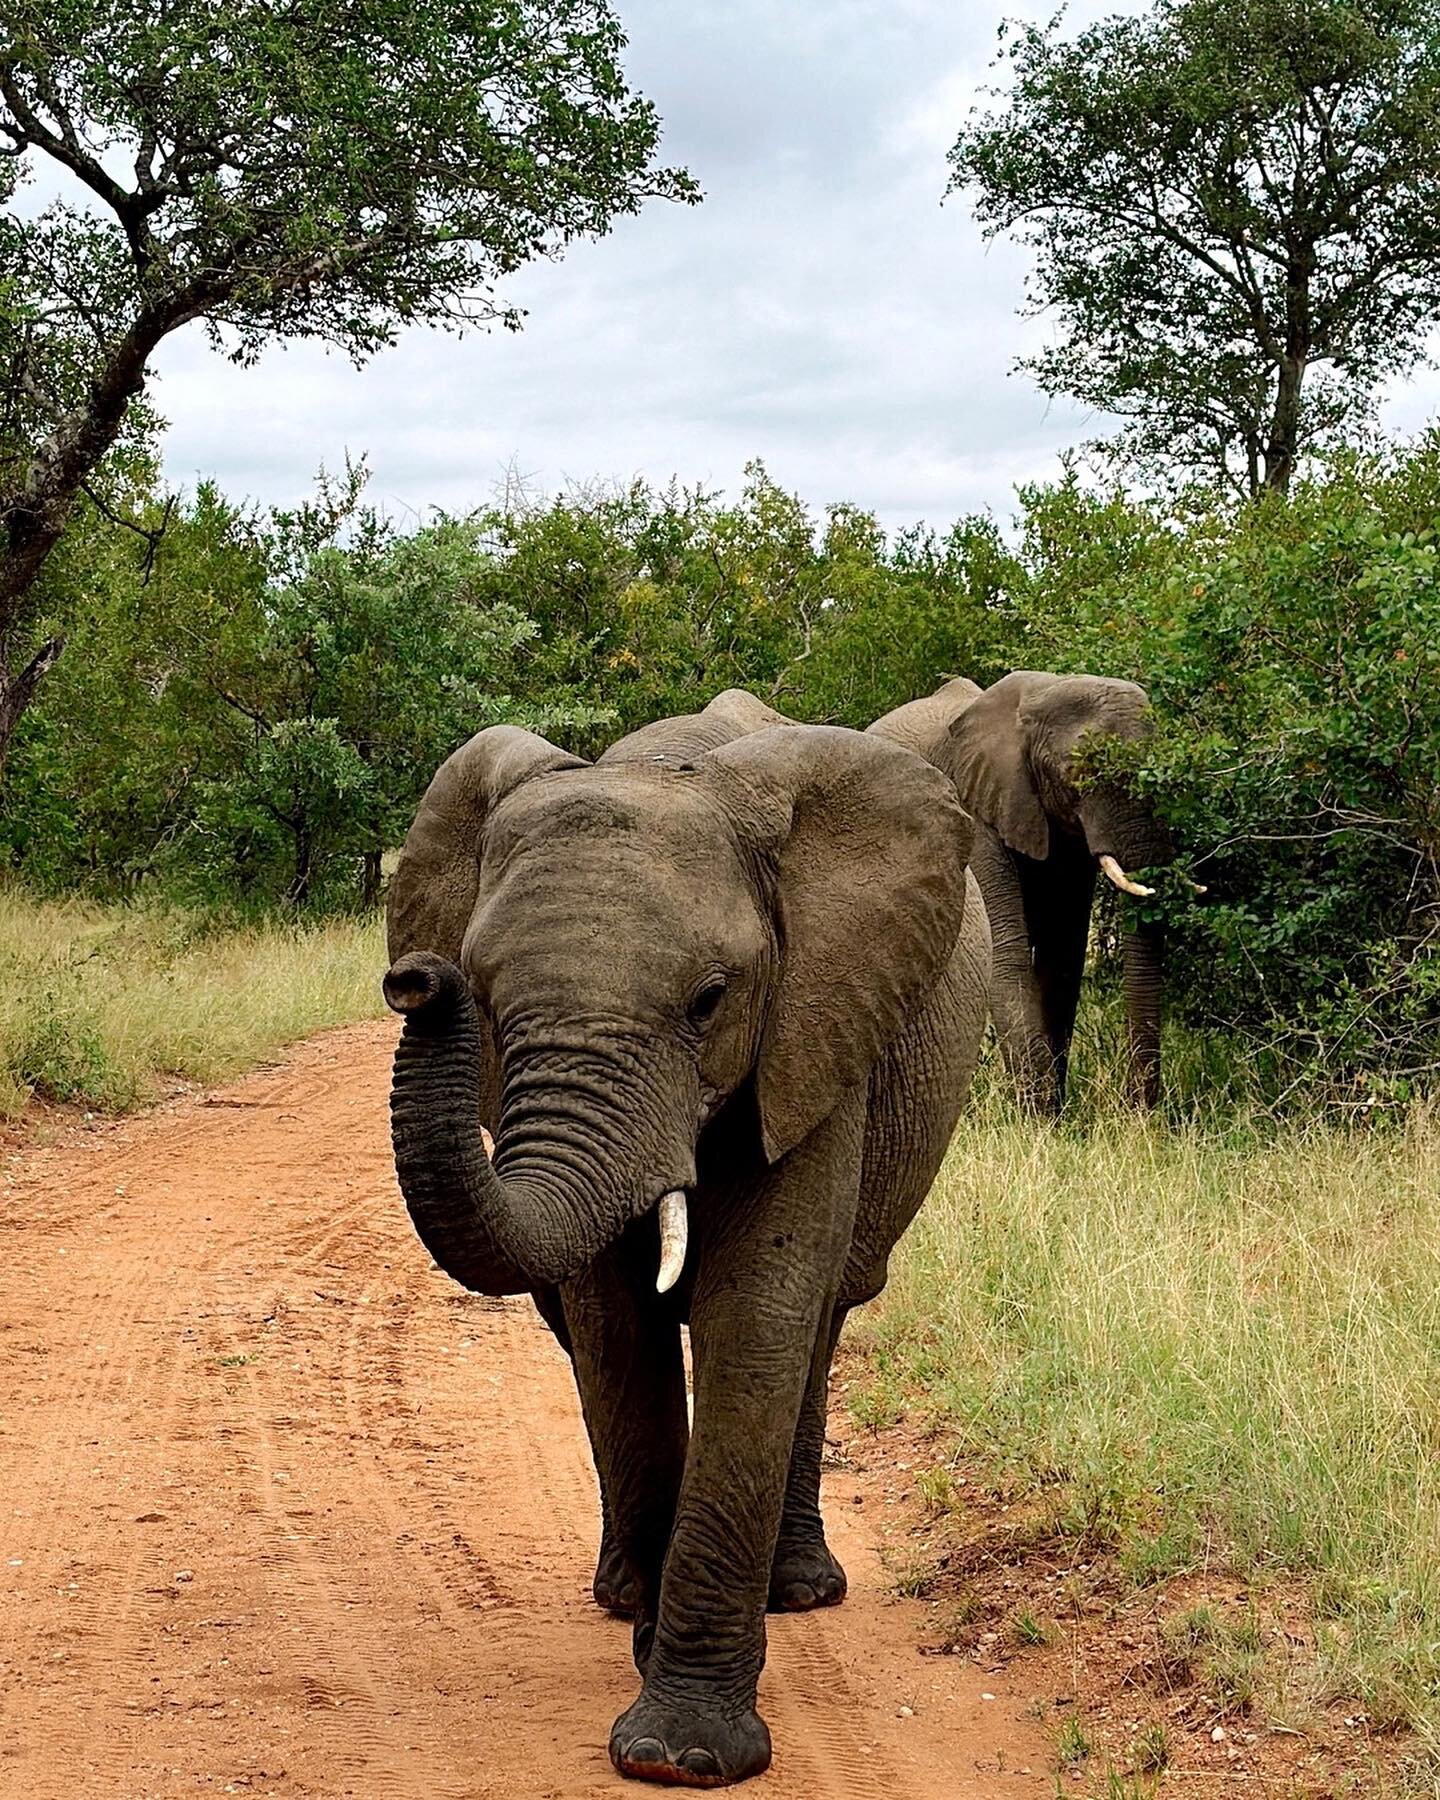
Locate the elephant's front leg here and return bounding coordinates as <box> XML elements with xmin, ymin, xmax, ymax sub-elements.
<box><xmin>768</xmin><ymin>1306</ymin><xmax>848</xmax><ymax>1612</ymax></box>
<box><xmin>609</xmin><ymin>1122</ymin><xmax>859</xmax><ymax>1787</ymax></box>
<box><xmin>562</xmin><ymin>1242</ymin><xmax>689</xmax><ymax>1634</ymax></box>
<box><xmin>530</xmin><ymin>1279</ymin><xmax>643</xmax><ymax>1615</ymax></box>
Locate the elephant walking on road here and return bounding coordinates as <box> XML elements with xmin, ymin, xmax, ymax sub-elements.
<box><xmin>382</xmin><ymin>693</ymin><xmax>991</xmax><ymax>1786</ymax></box>
<box><xmin>873</xmin><ymin>671</ymin><xmax>1194</xmax><ymax>1113</ymax></box>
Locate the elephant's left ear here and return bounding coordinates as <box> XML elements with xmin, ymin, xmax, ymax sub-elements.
<box><xmin>712</xmin><ymin>725</ymin><xmax>975</xmax><ymax>1164</ymax></box>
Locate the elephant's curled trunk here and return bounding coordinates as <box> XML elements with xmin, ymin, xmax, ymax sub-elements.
<box><xmin>387</xmin><ymin>951</ymin><xmax>601</xmax><ymax>1295</ymax></box>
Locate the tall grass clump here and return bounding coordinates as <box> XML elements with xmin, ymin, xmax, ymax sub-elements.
<box><xmin>858</xmin><ymin>1057</ymin><xmax>1440</xmax><ymax>1733</ymax></box>
<box><xmin>0</xmin><ymin>888</ymin><xmax>386</xmax><ymax>1115</ymax></box>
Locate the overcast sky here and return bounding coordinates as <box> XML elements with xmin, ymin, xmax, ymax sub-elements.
<box><xmin>142</xmin><ymin>0</ymin><xmax>1440</xmax><ymax>534</ymax></box>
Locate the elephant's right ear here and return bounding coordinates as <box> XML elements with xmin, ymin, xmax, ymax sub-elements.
<box><xmin>386</xmin><ymin>727</ymin><xmax>587</xmax><ymax>963</ymax></box>
<box><xmin>945</xmin><ymin>678</ymin><xmax>1049</xmax><ymax>860</ymax></box>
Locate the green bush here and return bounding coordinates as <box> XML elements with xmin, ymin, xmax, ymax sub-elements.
<box><xmin>1001</xmin><ymin>441</ymin><xmax>1440</xmax><ymax>1101</ymax></box>
<box><xmin>7</xmin><ymin>434</ymin><xmax>1438</xmax><ymax>1101</ymax></box>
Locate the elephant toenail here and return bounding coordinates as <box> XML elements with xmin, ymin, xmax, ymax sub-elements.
<box><xmin>679</xmin><ymin>1748</ymin><xmax>723</xmax><ymax>1777</ymax></box>
<box><xmin>625</xmin><ymin>1738</ymin><xmax>667</xmax><ymax>1767</ymax></box>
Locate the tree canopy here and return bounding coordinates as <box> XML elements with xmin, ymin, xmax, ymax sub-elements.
<box><xmin>950</xmin><ymin>0</ymin><xmax>1440</xmax><ymax>496</ymax></box>
<box><xmin>0</xmin><ymin>0</ymin><xmax>694</xmax><ymax>761</ymax></box>
<box><xmin>8</xmin><ymin>437</ymin><xmax>1440</xmax><ymax>1102</ymax></box>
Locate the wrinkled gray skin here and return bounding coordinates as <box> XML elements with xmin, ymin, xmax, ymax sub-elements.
<box><xmin>876</xmin><ymin>671</ymin><xmax>1172</xmax><ymax>1113</ymax></box>
<box><xmin>383</xmin><ymin>687</ymin><xmax>990</xmax><ymax>1787</ymax></box>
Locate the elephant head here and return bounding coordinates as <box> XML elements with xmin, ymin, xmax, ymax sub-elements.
<box><xmin>946</xmin><ymin>671</ymin><xmax>1186</xmax><ymax>1108</ymax></box>
<box><xmin>383</xmin><ymin>722</ymin><xmax>972</xmax><ymax>1297</ymax></box>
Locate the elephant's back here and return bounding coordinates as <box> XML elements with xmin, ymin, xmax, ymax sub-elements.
<box><xmin>600</xmin><ymin>688</ymin><xmax>800</xmax><ymax>766</ymax></box>
<box><xmin>867</xmin><ymin>678</ymin><xmax>983</xmax><ymax>767</ymax></box>
<box><xmin>600</xmin><ymin>715</ymin><xmax>743</xmax><ymax>765</ymax></box>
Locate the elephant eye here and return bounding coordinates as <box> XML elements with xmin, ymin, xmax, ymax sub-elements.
<box><xmin>689</xmin><ymin>977</ymin><xmax>727</xmax><ymax>1025</ymax></box>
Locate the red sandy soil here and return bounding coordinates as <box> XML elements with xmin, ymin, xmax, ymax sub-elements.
<box><xmin>0</xmin><ymin>1018</ymin><xmax>1055</xmax><ymax>1799</ymax></box>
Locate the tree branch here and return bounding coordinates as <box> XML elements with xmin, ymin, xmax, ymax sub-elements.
<box><xmin>80</xmin><ymin>481</ymin><xmax>175</xmax><ymax>583</ymax></box>
<box><xmin>0</xmin><ymin>63</ymin><xmax>157</xmax><ymax>270</ymax></box>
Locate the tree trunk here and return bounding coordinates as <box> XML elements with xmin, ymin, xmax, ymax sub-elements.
<box><xmin>0</xmin><ymin>635</ymin><xmax>65</xmax><ymax>779</ymax></box>
<box><xmin>289</xmin><ymin>824</ymin><xmax>313</xmax><ymax>909</ymax></box>
<box><xmin>1262</xmin><ymin>259</ymin><xmax>1313</xmax><ymax>495</ymax></box>
<box><xmin>1262</xmin><ymin>354</ymin><xmax>1305</xmax><ymax>493</ymax></box>
<box><xmin>0</xmin><ymin>303</ymin><xmax>182</xmax><ymax>772</ymax></box>
<box><xmin>361</xmin><ymin>848</ymin><xmax>383</xmax><ymax>912</ymax></box>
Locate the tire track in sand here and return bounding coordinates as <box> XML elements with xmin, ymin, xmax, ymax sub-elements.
<box><xmin>0</xmin><ymin>1018</ymin><xmax>1050</xmax><ymax>1798</ymax></box>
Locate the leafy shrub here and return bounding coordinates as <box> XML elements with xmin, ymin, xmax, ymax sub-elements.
<box><xmin>1000</xmin><ymin>442</ymin><xmax>1440</xmax><ymax>1101</ymax></box>
<box><xmin>9</xmin><ymin>433</ymin><xmax>1440</xmax><ymax>1099</ymax></box>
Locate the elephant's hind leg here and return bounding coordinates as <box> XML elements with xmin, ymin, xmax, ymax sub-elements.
<box><xmin>768</xmin><ymin>1306</ymin><xmax>847</xmax><ymax>1612</ymax></box>
<box><xmin>594</xmin><ymin>1494</ymin><xmax>642</xmax><ymax>1617</ymax></box>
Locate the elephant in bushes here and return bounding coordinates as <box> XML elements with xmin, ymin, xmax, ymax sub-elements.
<box><xmin>873</xmin><ymin>670</ymin><xmax>1194</xmax><ymax>1114</ymax></box>
<box><xmin>383</xmin><ymin>691</ymin><xmax>991</xmax><ymax>1787</ymax></box>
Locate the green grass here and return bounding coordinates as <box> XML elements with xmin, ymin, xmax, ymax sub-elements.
<box><xmin>0</xmin><ymin>888</ymin><xmax>387</xmax><ymax>1115</ymax></box>
<box><xmin>852</xmin><ymin>1068</ymin><xmax>1440</xmax><ymax>1740</ymax></box>
<box><xmin>1057</xmin><ymin>1712</ymin><xmax>1093</xmax><ymax>1765</ymax></box>
<box><xmin>1131</xmin><ymin>1721</ymin><xmax>1169</xmax><ymax>1775</ymax></box>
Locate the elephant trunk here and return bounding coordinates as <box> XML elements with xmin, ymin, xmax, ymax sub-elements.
<box><xmin>386</xmin><ymin>952</ymin><xmax>687</xmax><ymax>1294</ymax></box>
<box><xmin>1076</xmin><ymin>794</ymin><xmax>1168</xmax><ymax>1108</ymax></box>
<box><xmin>1121</xmin><ymin>921</ymin><xmax>1163</xmax><ymax>1109</ymax></box>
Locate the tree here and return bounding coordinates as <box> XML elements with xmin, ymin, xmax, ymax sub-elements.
<box><xmin>2</xmin><ymin>463</ymin><xmax>613</xmax><ymax>906</ymax></box>
<box><xmin>795</xmin><ymin>513</ymin><xmax>1013</xmax><ymax>724</ymax></box>
<box><xmin>0</xmin><ymin>0</ymin><xmax>694</xmax><ymax>768</ymax></box>
<box><xmin>950</xmin><ymin>0</ymin><xmax>1440</xmax><ymax>497</ymax></box>
<box><xmin>464</xmin><ymin>465</ymin><xmax>838</xmax><ymax>747</ymax></box>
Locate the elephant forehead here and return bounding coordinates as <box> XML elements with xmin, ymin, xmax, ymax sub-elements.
<box><xmin>1024</xmin><ymin>676</ymin><xmax>1152</xmax><ymax>744</ymax></box>
<box><xmin>464</xmin><ymin>813</ymin><xmax>768</xmax><ymax>1002</ymax></box>
<box><xmin>487</xmin><ymin>762</ymin><xmax>734</xmax><ymax>852</ymax></box>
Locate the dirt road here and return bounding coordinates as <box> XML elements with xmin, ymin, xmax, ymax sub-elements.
<box><xmin>0</xmin><ymin>1020</ymin><xmax>1049</xmax><ymax>1798</ymax></box>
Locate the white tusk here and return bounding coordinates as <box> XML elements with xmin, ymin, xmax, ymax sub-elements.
<box><xmin>1099</xmin><ymin>854</ymin><xmax>1155</xmax><ymax>898</ymax></box>
<box><xmin>655</xmin><ymin>1190</ymin><xmax>689</xmax><ymax>1294</ymax></box>
<box><xmin>1185</xmin><ymin>878</ymin><xmax>1208</xmax><ymax>895</ymax></box>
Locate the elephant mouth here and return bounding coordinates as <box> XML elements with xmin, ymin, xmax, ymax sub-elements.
<box><xmin>649</xmin><ymin>1088</ymin><xmax>731</xmax><ymax>1293</ymax></box>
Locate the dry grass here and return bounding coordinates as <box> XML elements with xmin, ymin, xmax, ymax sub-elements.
<box><xmin>0</xmin><ymin>888</ymin><xmax>386</xmax><ymax>1115</ymax></box>
<box><xmin>853</xmin><ymin>1071</ymin><xmax>1440</xmax><ymax>1746</ymax></box>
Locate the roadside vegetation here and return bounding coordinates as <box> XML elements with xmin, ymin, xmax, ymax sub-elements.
<box><xmin>850</xmin><ymin>1014</ymin><xmax>1440</xmax><ymax>1775</ymax></box>
<box><xmin>14</xmin><ymin>433</ymin><xmax>1440</xmax><ymax>1106</ymax></box>
<box><xmin>0</xmin><ymin>890</ymin><xmax>384</xmax><ymax>1117</ymax></box>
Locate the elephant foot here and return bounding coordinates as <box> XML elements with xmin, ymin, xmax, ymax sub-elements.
<box><xmin>768</xmin><ymin>1535</ymin><xmax>847</xmax><ymax>1612</ymax></box>
<box><xmin>593</xmin><ymin>1535</ymin><xmax>643</xmax><ymax>1618</ymax></box>
<box><xmin>610</xmin><ymin>1692</ymin><xmax>771</xmax><ymax>1788</ymax></box>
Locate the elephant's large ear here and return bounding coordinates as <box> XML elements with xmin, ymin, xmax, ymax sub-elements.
<box><xmin>386</xmin><ymin>727</ymin><xmax>587</xmax><ymax>963</ymax></box>
<box><xmin>945</xmin><ymin>676</ymin><xmax>1049</xmax><ymax>860</ymax></box>
<box><xmin>712</xmin><ymin>725</ymin><xmax>974</xmax><ymax>1164</ymax></box>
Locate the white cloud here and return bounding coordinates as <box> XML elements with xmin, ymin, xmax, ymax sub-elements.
<box><xmin>132</xmin><ymin>0</ymin><xmax>1439</xmax><ymax>534</ymax></box>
